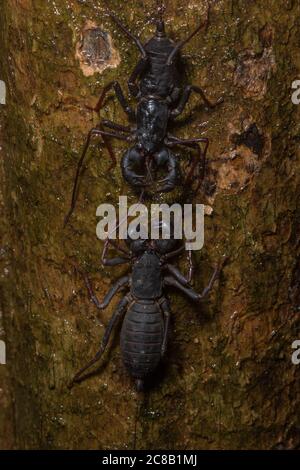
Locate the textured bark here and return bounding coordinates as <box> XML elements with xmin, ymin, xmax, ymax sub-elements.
<box><xmin>0</xmin><ymin>0</ymin><xmax>299</xmax><ymax>450</ymax></box>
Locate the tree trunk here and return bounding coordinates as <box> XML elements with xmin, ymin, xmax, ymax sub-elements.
<box><xmin>0</xmin><ymin>0</ymin><xmax>299</xmax><ymax>450</ymax></box>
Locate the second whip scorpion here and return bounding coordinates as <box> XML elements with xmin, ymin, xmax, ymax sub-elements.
<box><xmin>64</xmin><ymin>0</ymin><xmax>223</xmax><ymax>225</ymax></box>
<box><xmin>70</xmin><ymin>224</ymin><xmax>225</xmax><ymax>391</ymax></box>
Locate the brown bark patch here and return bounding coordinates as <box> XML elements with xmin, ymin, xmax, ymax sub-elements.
<box><xmin>234</xmin><ymin>48</ymin><xmax>276</xmax><ymax>99</ymax></box>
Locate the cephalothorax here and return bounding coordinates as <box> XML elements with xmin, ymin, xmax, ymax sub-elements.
<box><xmin>70</xmin><ymin>227</ymin><xmax>224</xmax><ymax>391</ymax></box>
<box><xmin>64</xmin><ymin>1</ymin><xmax>222</xmax><ymax>225</ymax></box>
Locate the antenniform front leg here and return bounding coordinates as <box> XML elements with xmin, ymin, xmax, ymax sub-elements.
<box><xmin>164</xmin><ymin>259</ymin><xmax>226</xmax><ymax>302</ymax></box>
<box><xmin>64</xmin><ymin>127</ymin><xmax>131</xmax><ymax>226</ymax></box>
<box><xmin>87</xmin><ymin>80</ymin><xmax>135</xmax><ymax>120</ymax></box>
<box><xmin>170</xmin><ymin>85</ymin><xmax>223</xmax><ymax>118</ymax></box>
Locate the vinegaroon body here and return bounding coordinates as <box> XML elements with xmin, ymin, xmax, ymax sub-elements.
<box><xmin>71</xmin><ymin>230</ymin><xmax>224</xmax><ymax>391</ymax></box>
<box><xmin>64</xmin><ymin>1</ymin><xmax>223</xmax><ymax>225</ymax></box>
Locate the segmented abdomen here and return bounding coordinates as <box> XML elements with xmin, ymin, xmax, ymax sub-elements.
<box><xmin>120</xmin><ymin>300</ymin><xmax>164</xmax><ymax>379</ymax></box>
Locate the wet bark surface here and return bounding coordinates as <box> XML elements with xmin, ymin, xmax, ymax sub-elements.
<box><xmin>0</xmin><ymin>0</ymin><xmax>299</xmax><ymax>450</ymax></box>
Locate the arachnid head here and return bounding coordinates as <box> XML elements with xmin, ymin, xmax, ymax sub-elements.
<box><xmin>151</xmin><ymin>220</ymin><xmax>181</xmax><ymax>255</ymax></box>
<box><xmin>153</xmin><ymin>238</ymin><xmax>179</xmax><ymax>255</ymax></box>
<box><xmin>125</xmin><ymin>224</ymin><xmax>148</xmax><ymax>255</ymax></box>
<box><xmin>144</xmin><ymin>25</ymin><xmax>174</xmax><ymax>55</ymax></box>
<box><xmin>136</xmin><ymin>98</ymin><xmax>169</xmax><ymax>154</ymax></box>
<box><xmin>106</xmin><ymin>2</ymin><xmax>210</xmax><ymax>66</ymax></box>
<box><xmin>126</xmin><ymin>237</ymin><xmax>148</xmax><ymax>256</ymax></box>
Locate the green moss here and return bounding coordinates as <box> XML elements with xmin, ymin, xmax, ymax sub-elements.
<box><xmin>0</xmin><ymin>0</ymin><xmax>299</xmax><ymax>451</ymax></box>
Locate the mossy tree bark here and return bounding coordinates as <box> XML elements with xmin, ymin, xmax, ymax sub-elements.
<box><xmin>0</xmin><ymin>0</ymin><xmax>299</xmax><ymax>449</ymax></box>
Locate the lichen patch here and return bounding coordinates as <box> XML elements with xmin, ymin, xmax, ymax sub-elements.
<box><xmin>209</xmin><ymin>114</ymin><xmax>271</xmax><ymax>196</ymax></box>
<box><xmin>234</xmin><ymin>48</ymin><xmax>276</xmax><ymax>100</ymax></box>
<box><xmin>76</xmin><ymin>21</ymin><xmax>120</xmax><ymax>77</ymax></box>
<box><xmin>217</xmin><ymin>147</ymin><xmax>260</xmax><ymax>193</ymax></box>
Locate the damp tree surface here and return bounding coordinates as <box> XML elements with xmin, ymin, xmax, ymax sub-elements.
<box><xmin>0</xmin><ymin>0</ymin><xmax>299</xmax><ymax>450</ymax></box>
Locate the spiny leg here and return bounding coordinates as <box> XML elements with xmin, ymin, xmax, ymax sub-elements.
<box><xmin>165</xmin><ymin>249</ymin><xmax>194</xmax><ymax>284</ymax></box>
<box><xmin>198</xmin><ymin>257</ymin><xmax>228</xmax><ymax>299</ymax></box>
<box><xmin>190</xmin><ymin>258</ymin><xmax>226</xmax><ymax>300</ymax></box>
<box><xmin>87</xmin><ymin>81</ymin><xmax>135</xmax><ymax>119</ymax></box>
<box><xmin>101</xmin><ymin>238</ymin><xmax>131</xmax><ymax>267</ymax></box>
<box><xmin>180</xmin><ymin>137</ymin><xmax>209</xmax><ymax>193</ymax></box>
<box><xmin>84</xmin><ymin>274</ymin><xmax>130</xmax><ymax>310</ymax></box>
<box><xmin>71</xmin><ymin>296</ymin><xmax>129</xmax><ymax>386</ymax></box>
<box><xmin>64</xmin><ymin>127</ymin><xmax>130</xmax><ymax>227</ymax></box>
<box><xmin>164</xmin><ymin>275</ymin><xmax>200</xmax><ymax>302</ymax></box>
<box><xmin>86</xmin><ymin>82</ymin><xmax>135</xmax><ymax>172</ymax></box>
<box><xmin>198</xmin><ymin>263</ymin><xmax>223</xmax><ymax>299</ymax></box>
<box><xmin>164</xmin><ymin>260</ymin><xmax>222</xmax><ymax>302</ymax></box>
<box><xmin>165</xmin><ymin>263</ymin><xmax>190</xmax><ymax>286</ymax></box>
<box><xmin>171</xmin><ymin>85</ymin><xmax>223</xmax><ymax>118</ymax></box>
<box><xmin>161</xmin><ymin>245</ymin><xmax>185</xmax><ymax>262</ymax></box>
<box><xmin>102</xmin><ymin>119</ymin><xmax>133</xmax><ymax>133</ymax></box>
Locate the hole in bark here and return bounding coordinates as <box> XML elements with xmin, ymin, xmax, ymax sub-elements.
<box><xmin>233</xmin><ymin>124</ymin><xmax>264</xmax><ymax>156</ymax></box>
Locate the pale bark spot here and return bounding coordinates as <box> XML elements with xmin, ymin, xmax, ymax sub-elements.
<box><xmin>76</xmin><ymin>21</ymin><xmax>120</xmax><ymax>77</ymax></box>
